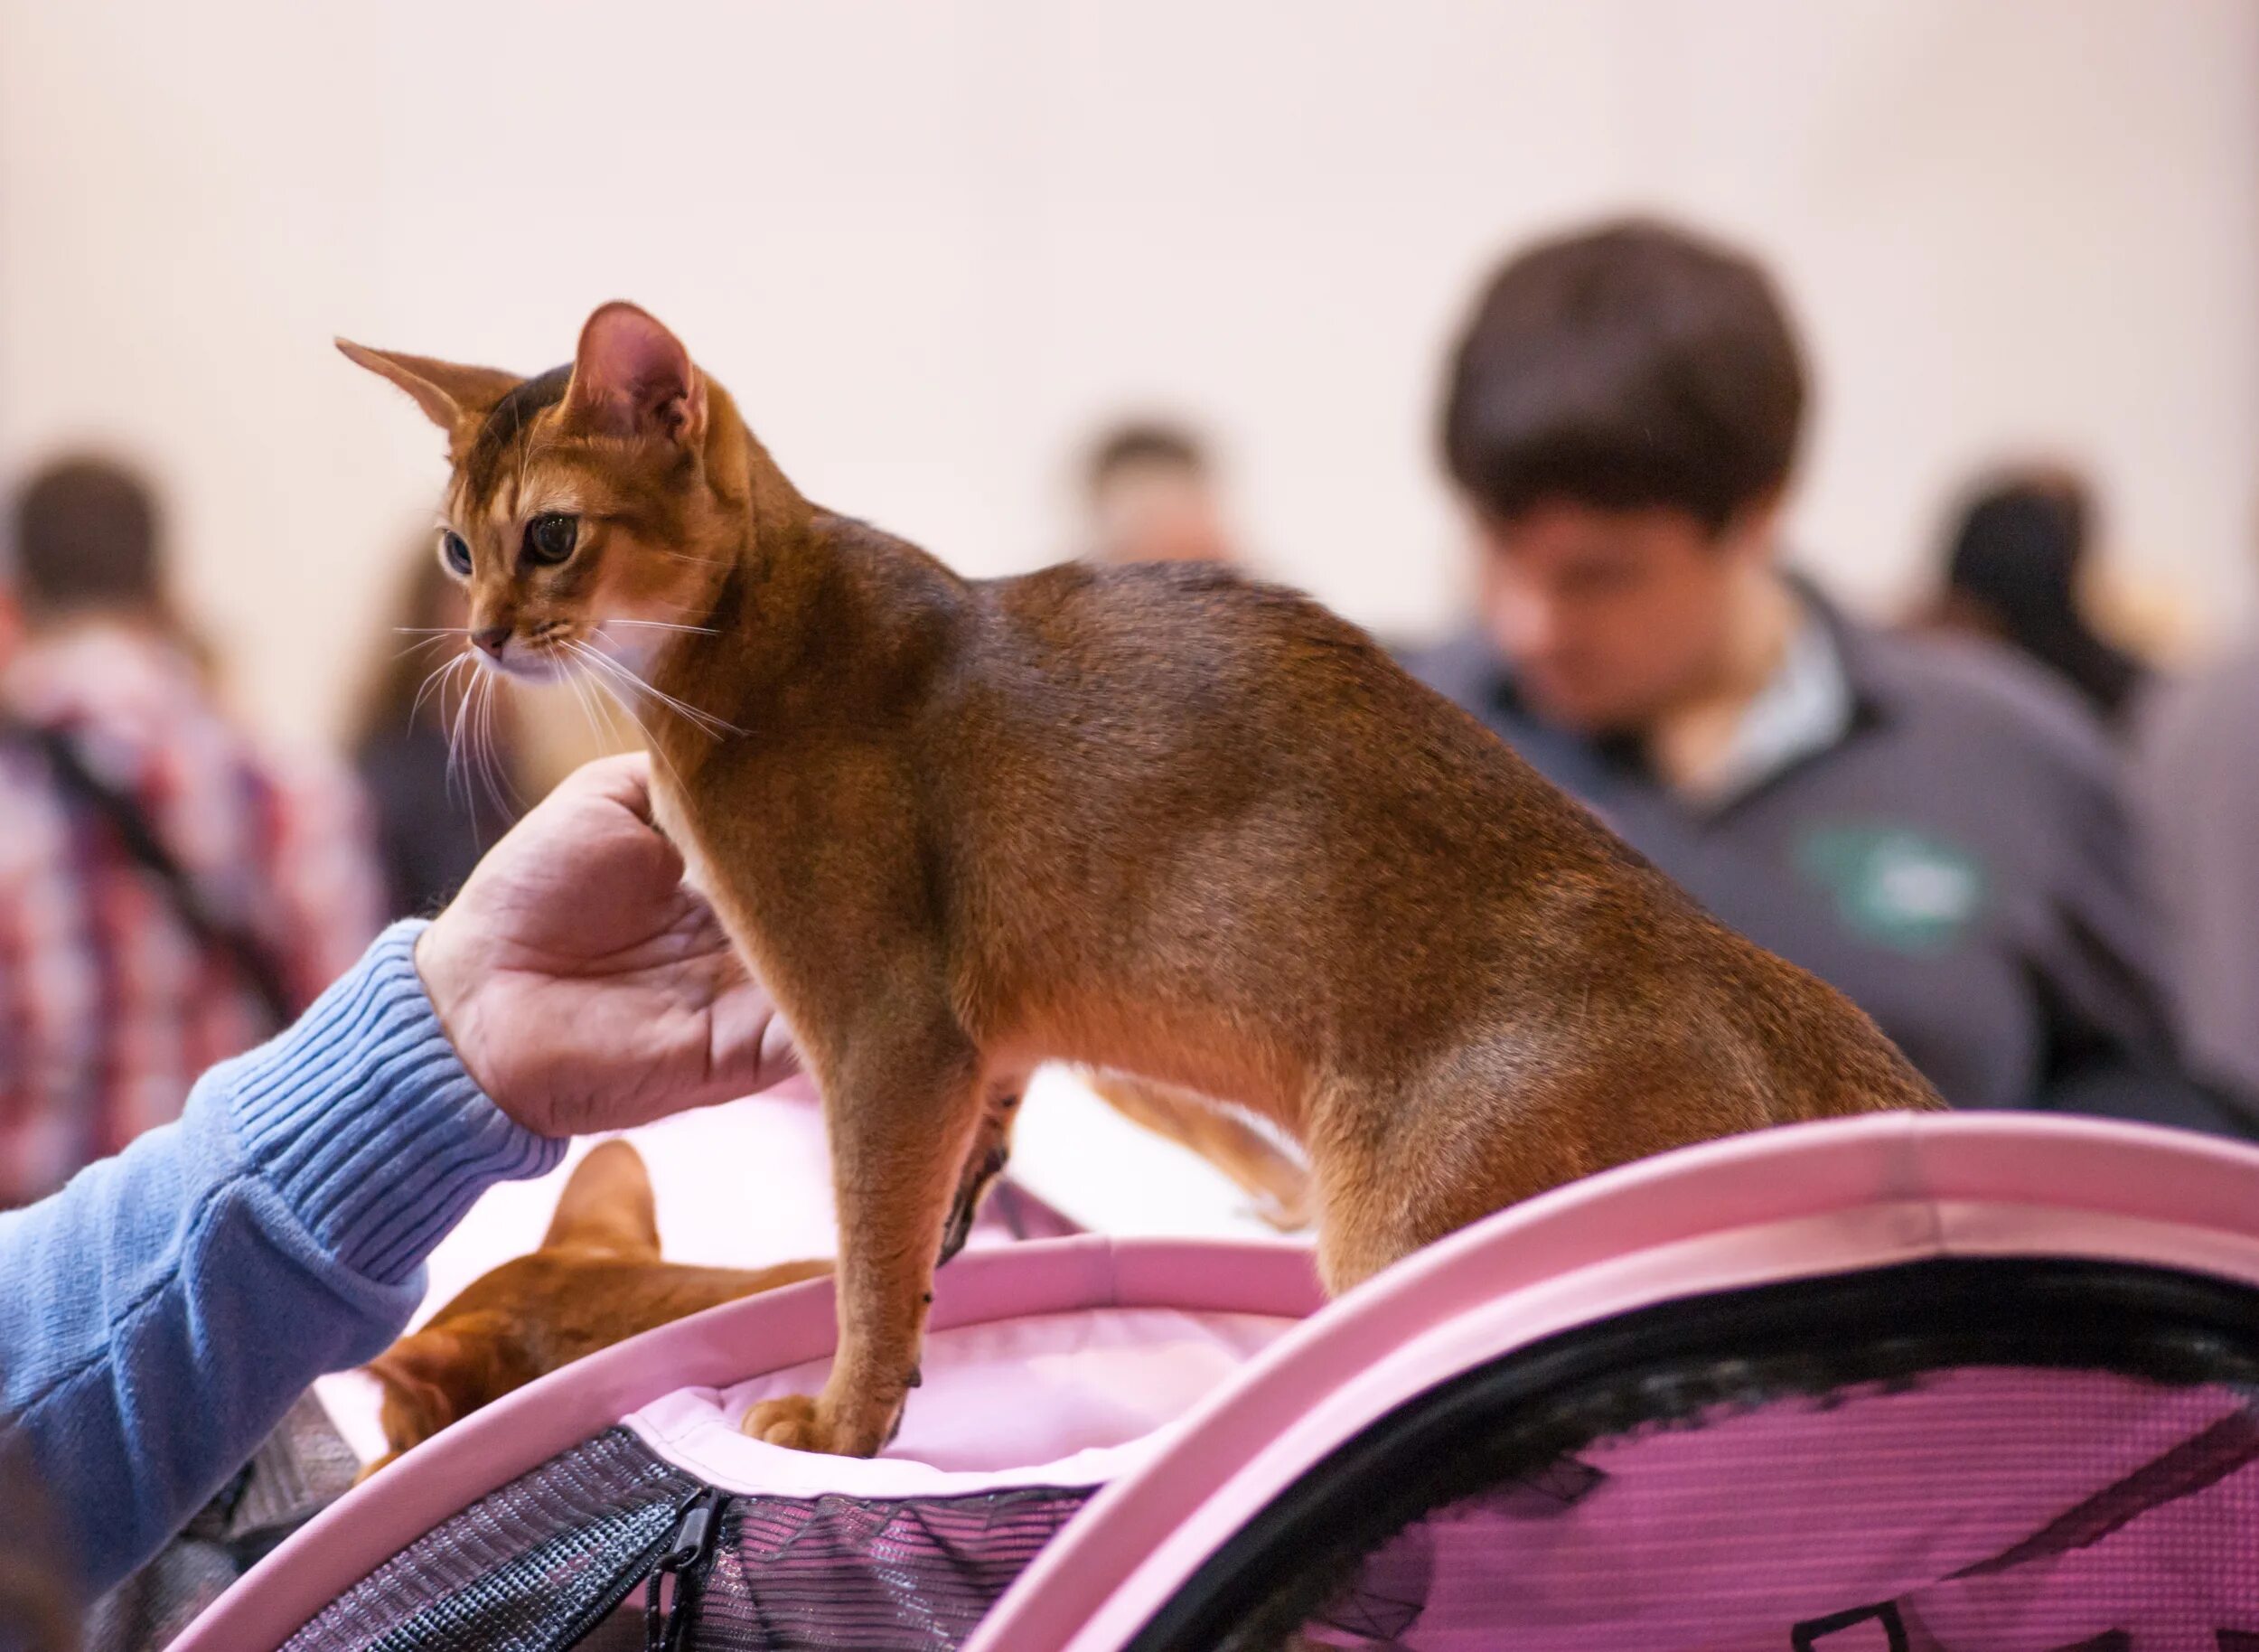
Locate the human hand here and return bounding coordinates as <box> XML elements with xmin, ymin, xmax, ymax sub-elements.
<box><xmin>415</xmin><ymin>753</ymin><xmax>797</xmax><ymax>1135</ymax></box>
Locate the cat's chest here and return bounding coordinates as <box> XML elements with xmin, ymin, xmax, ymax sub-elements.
<box><xmin>649</xmin><ymin>778</ymin><xmax>723</xmax><ymax>901</ymax></box>
<box><xmin>650</xmin><ymin>768</ymin><xmax>811</xmax><ymax>922</ymax></box>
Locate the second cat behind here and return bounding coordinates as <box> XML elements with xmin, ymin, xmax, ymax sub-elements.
<box><xmin>361</xmin><ymin>1140</ymin><xmax>829</xmax><ymax>1477</ymax></box>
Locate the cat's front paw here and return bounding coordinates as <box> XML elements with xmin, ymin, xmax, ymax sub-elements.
<box><xmin>743</xmin><ymin>1394</ymin><xmax>826</xmax><ymax>1450</ymax></box>
<box><xmin>745</xmin><ymin>1391</ymin><xmax>899</xmax><ymax>1457</ymax></box>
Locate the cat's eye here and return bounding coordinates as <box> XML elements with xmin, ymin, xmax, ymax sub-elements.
<box><xmin>522</xmin><ymin>513</ymin><xmax>579</xmax><ymax>568</ymax></box>
<box><xmin>439</xmin><ymin>530</ymin><xmax>472</xmax><ymax>577</ymax></box>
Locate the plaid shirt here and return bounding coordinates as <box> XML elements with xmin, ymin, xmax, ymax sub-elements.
<box><xmin>0</xmin><ymin>625</ymin><xmax>383</xmax><ymax>1206</ymax></box>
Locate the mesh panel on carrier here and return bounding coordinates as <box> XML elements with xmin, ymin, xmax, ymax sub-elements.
<box><xmin>279</xmin><ymin>1428</ymin><xmax>1094</xmax><ymax>1652</ymax></box>
<box><xmin>1128</xmin><ymin>1259</ymin><xmax>2259</xmax><ymax>1651</ymax></box>
<box><xmin>689</xmin><ymin>1488</ymin><xmax>1092</xmax><ymax>1648</ymax></box>
<box><xmin>282</xmin><ymin>1430</ymin><xmax>698</xmax><ymax>1652</ymax></box>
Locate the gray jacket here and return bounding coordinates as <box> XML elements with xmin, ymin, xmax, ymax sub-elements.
<box><xmin>2135</xmin><ymin>649</ymin><xmax>2259</xmax><ymax>1111</ymax></box>
<box><xmin>1406</xmin><ymin>591</ymin><xmax>2234</xmax><ymax>1130</ymax></box>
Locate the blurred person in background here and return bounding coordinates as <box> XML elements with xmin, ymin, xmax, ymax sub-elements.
<box><xmin>2135</xmin><ymin>497</ymin><xmax>2259</xmax><ymax>1117</ymax></box>
<box><xmin>0</xmin><ymin>455</ymin><xmax>382</xmax><ymax>1208</ymax></box>
<box><xmin>1917</xmin><ymin>465</ymin><xmax>2151</xmax><ymax>727</ymax></box>
<box><xmin>1406</xmin><ymin>218</ymin><xmax>2232</xmax><ymax>1132</ymax></box>
<box><xmin>350</xmin><ymin>540</ymin><xmax>528</xmax><ymax>918</ymax></box>
<box><xmin>1083</xmin><ymin>420</ymin><xmax>1242</xmax><ymax>566</ymax></box>
<box><xmin>0</xmin><ymin>753</ymin><xmax>798</xmax><ymax>1632</ymax></box>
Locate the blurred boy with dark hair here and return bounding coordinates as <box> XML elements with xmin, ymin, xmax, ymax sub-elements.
<box><xmin>1083</xmin><ymin>419</ymin><xmax>1241</xmax><ymax>566</ymax></box>
<box><xmin>1409</xmin><ymin>218</ymin><xmax>2226</xmax><ymax>1129</ymax></box>
<box><xmin>0</xmin><ymin>454</ymin><xmax>381</xmax><ymax>1206</ymax></box>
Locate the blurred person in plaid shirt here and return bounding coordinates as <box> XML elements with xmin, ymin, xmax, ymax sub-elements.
<box><xmin>0</xmin><ymin>455</ymin><xmax>382</xmax><ymax>1207</ymax></box>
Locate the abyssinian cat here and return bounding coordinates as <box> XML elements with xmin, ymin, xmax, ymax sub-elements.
<box><xmin>341</xmin><ymin>302</ymin><xmax>1943</xmax><ymax>1458</ymax></box>
<box><xmin>361</xmin><ymin>1140</ymin><xmax>828</xmax><ymax>1477</ymax></box>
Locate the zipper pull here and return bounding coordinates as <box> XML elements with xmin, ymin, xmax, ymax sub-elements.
<box><xmin>644</xmin><ymin>1488</ymin><xmax>726</xmax><ymax>1652</ymax></box>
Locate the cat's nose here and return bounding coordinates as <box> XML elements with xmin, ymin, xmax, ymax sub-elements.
<box><xmin>472</xmin><ymin>624</ymin><xmax>511</xmax><ymax>659</ymax></box>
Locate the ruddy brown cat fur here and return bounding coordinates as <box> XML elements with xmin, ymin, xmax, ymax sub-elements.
<box><xmin>342</xmin><ymin>303</ymin><xmax>1944</xmax><ymax>1459</ymax></box>
<box><xmin>361</xmin><ymin>1140</ymin><xmax>828</xmax><ymax>1477</ymax></box>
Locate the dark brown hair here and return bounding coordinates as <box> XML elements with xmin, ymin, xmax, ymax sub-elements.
<box><xmin>1441</xmin><ymin>217</ymin><xmax>1806</xmax><ymax>532</ymax></box>
<box><xmin>1938</xmin><ymin>466</ymin><xmax>2144</xmax><ymax>720</ymax></box>
<box><xmin>10</xmin><ymin>455</ymin><xmax>166</xmax><ymax>617</ymax></box>
<box><xmin>1084</xmin><ymin>421</ymin><xmax>1209</xmax><ymax>501</ymax></box>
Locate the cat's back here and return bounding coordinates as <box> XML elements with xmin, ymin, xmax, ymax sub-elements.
<box><xmin>984</xmin><ymin>558</ymin><xmax>1382</xmax><ymax>683</ymax></box>
<box><xmin>976</xmin><ymin>558</ymin><xmax>1481</xmax><ymax>760</ymax></box>
<box><xmin>964</xmin><ymin>558</ymin><xmax>1636</xmax><ymax>873</ymax></box>
<box><xmin>919</xmin><ymin>554</ymin><xmax>1936</xmax><ymax>1120</ymax></box>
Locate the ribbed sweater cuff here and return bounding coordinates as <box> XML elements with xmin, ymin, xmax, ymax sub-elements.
<box><xmin>225</xmin><ymin>919</ymin><xmax>566</xmax><ymax>1285</ymax></box>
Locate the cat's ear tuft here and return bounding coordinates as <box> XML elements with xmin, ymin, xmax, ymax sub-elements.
<box><xmin>541</xmin><ymin>1138</ymin><xmax>662</xmax><ymax>1259</ymax></box>
<box><xmin>336</xmin><ymin>341</ymin><xmax>520</xmax><ymax>436</ymax></box>
<box><xmin>365</xmin><ymin>1327</ymin><xmax>468</xmax><ymax>1439</ymax></box>
<box><xmin>564</xmin><ymin>302</ymin><xmax>707</xmax><ymax>445</ymax></box>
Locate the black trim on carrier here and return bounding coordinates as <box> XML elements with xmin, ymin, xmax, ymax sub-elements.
<box><xmin>1124</xmin><ymin>1257</ymin><xmax>2259</xmax><ymax>1652</ymax></box>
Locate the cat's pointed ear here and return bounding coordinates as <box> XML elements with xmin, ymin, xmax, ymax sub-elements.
<box><xmin>366</xmin><ymin>1327</ymin><xmax>464</xmax><ymax>1405</ymax></box>
<box><xmin>564</xmin><ymin>301</ymin><xmax>707</xmax><ymax>445</ymax></box>
<box><xmin>364</xmin><ymin>1325</ymin><xmax>472</xmax><ymax>1450</ymax></box>
<box><xmin>541</xmin><ymin>1139</ymin><xmax>661</xmax><ymax>1259</ymax></box>
<box><xmin>364</xmin><ymin>1313</ymin><xmax>516</xmax><ymax>1460</ymax></box>
<box><xmin>335</xmin><ymin>341</ymin><xmax>520</xmax><ymax>436</ymax></box>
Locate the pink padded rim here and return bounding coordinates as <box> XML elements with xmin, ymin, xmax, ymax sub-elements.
<box><xmin>168</xmin><ymin>1234</ymin><xmax>1321</xmax><ymax>1652</ymax></box>
<box><xmin>967</xmin><ymin>1112</ymin><xmax>2259</xmax><ymax>1652</ymax></box>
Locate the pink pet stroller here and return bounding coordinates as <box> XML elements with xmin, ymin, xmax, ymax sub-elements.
<box><xmin>173</xmin><ymin>1112</ymin><xmax>2259</xmax><ymax>1651</ymax></box>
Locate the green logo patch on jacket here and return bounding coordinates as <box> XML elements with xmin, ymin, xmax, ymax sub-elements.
<box><xmin>1794</xmin><ymin>823</ymin><xmax>1988</xmax><ymax>953</ymax></box>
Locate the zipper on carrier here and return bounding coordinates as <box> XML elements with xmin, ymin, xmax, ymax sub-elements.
<box><xmin>645</xmin><ymin>1487</ymin><xmax>727</xmax><ymax>1652</ymax></box>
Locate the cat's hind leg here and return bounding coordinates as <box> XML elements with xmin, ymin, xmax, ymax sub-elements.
<box><xmin>937</xmin><ymin>1080</ymin><xmax>1022</xmax><ymax>1265</ymax></box>
<box><xmin>1084</xmin><ymin>1072</ymin><xmax>1314</xmax><ymax>1231</ymax></box>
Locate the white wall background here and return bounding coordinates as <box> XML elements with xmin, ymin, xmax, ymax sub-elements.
<box><xmin>2</xmin><ymin>0</ymin><xmax>2254</xmax><ymax>745</ymax></box>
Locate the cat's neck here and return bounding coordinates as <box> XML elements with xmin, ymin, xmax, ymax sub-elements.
<box><xmin>642</xmin><ymin>400</ymin><xmax>970</xmax><ymax>775</ymax></box>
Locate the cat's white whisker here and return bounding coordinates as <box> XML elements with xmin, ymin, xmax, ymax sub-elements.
<box><xmin>473</xmin><ymin>670</ymin><xmax>515</xmax><ymax>825</ymax></box>
<box><xmin>393</xmin><ymin>633</ymin><xmax>458</xmax><ymax>663</ymax></box>
<box><xmin>445</xmin><ymin>662</ymin><xmax>477</xmax><ymax>812</ymax></box>
<box><xmin>633</xmin><ymin>675</ymin><xmax>741</xmax><ymax>739</ymax></box>
<box><xmin>466</xmin><ymin>669</ymin><xmax>488</xmax><ymax>814</ymax></box>
<box><xmin>568</xmin><ymin>642</ymin><xmax>643</xmax><ymax>711</ymax></box>
<box><xmin>408</xmin><ymin>650</ymin><xmax>471</xmax><ymax>729</ymax></box>
<box><xmin>568</xmin><ymin>641</ymin><xmax>688</xmax><ymax>793</ymax></box>
<box><xmin>570</xmin><ymin>638</ymin><xmax>744</xmax><ymax>740</ymax></box>
<box><xmin>594</xmin><ymin>682</ymin><xmax>633</xmax><ymax>752</ymax></box>
<box><xmin>561</xmin><ymin>651</ymin><xmax>613</xmax><ymax>760</ymax></box>
<box><xmin>467</xmin><ymin>673</ymin><xmax>490</xmax><ymax>822</ymax></box>
<box><xmin>577</xmin><ymin>650</ymin><xmax>634</xmax><ymax>753</ymax></box>
<box><xmin>605</xmin><ymin>619</ymin><xmax>719</xmax><ymax>636</ymax></box>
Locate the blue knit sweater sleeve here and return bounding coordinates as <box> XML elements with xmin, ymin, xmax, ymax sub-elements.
<box><xmin>0</xmin><ymin>920</ymin><xmax>565</xmax><ymax>1600</ymax></box>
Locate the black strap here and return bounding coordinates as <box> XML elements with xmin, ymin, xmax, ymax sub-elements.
<box><xmin>16</xmin><ymin>719</ymin><xmax>296</xmax><ymax>1028</ymax></box>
